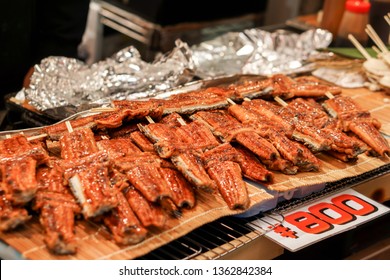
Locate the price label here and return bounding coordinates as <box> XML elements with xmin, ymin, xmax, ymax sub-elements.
<box><xmin>264</xmin><ymin>189</ymin><xmax>390</xmax><ymax>252</ymax></box>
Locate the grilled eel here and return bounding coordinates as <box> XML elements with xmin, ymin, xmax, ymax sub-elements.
<box><xmin>61</xmin><ymin>151</ymin><xmax>119</xmax><ymax>218</ymax></box>
<box><xmin>322</xmin><ymin>95</ymin><xmax>390</xmax><ymax>157</ymax></box>
<box><xmin>103</xmin><ymin>191</ymin><xmax>147</xmax><ymax>245</ymax></box>
<box><xmin>0</xmin><ymin>156</ymin><xmax>39</xmax><ymax>205</ymax></box>
<box><xmin>203</xmin><ymin>143</ymin><xmax>273</xmax><ymax>183</ymax></box>
<box><xmin>206</xmin><ymin>160</ymin><xmax>250</xmax><ymax>210</ymax></box>
<box><xmin>0</xmin><ymin>188</ymin><xmax>31</xmax><ymax>232</ymax></box>
<box><xmin>123</xmin><ymin>186</ymin><xmax>167</xmax><ymax>229</ymax></box>
<box><xmin>34</xmin><ymin>163</ymin><xmax>81</xmax><ymax>254</ymax></box>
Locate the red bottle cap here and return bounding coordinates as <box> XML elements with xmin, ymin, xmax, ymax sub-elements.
<box><xmin>345</xmin><ymin>0</ymin><xmax>371</xmax><ymax>14</ymax></box>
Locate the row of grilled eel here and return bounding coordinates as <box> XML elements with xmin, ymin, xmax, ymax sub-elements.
<box><xmin>1</xmin><ymin>74</ymin><xmax>389</xmax><ymax>256</ymax></box>
<box><xmin>0</xmin><ymin>127</ymin><xmax>198</xmax><ymax>254</ymax></box>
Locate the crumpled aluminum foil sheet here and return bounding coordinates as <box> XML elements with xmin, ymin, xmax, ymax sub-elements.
<box><xmin>22</xmin><ymin>28</ymin><xmax>332</xmax><ymax>115</ymax></box>
<box><xmin>191</xmin><ymin>28</ymin><xmax>333</xmax><ymax>78</ymax></box>
<box><xmin>23</xmin><ymin>40</ymin><xmax>195</xmax><ymax>112</ymax></box>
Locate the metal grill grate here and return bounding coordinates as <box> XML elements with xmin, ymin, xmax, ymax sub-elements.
<box><xmin>136</xmin><ymin>213</ymin><xmax>283</xmax><ymax>260</ymax></box>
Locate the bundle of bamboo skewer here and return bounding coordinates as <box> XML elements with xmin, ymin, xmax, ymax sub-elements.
<box><xmin>347</xmin><ymin>15</ymin><xmax>390</xmax><ymax>93</ymax></box>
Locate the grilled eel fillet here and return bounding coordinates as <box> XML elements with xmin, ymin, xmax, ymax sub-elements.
<box><xmin>203</xmin><ymin>143</ymin><xmax>273</xmax><ymax>183</ymax></box>
<box><xmin>62</xmin><ymin>151</ymin><xmax>119</xmax><ymax>218</ymax></box>
<box><xmin>253</xmin><ymin>74</ymin><xmax>342</xmax><ymax>99</ymax></box>
<box><xmin>289</xmin><ymin>78</ymin><xmax>342</xmax><ymax>98</ymax></box>
<box><xmin>34</xmin><ymin>164</ymin><xmax>81</xmax><ymax>254</ymax></box>
<box><xmin>123</xmin><ymin>186</ymin><xmax>166</xmax><ymax>228</ymax></box>
<box><xmin>321</xmin><ymin>95</ymin><xmax>381</xmax><ymax>129</ymax></box>
<box><xmin>227</xmin><ymin>102</ymin><xmax>320</xmax><ymax>171</ymax></box>
<box><xmin>162</xmin><ymin>89</ymin><xmax>229</xmax><ymax>115</ymax></box>
<box><xmin>138</xmin><ymin>122</ymin><xmax>184</xmax><ymax>158</ymax></box>
<box><xmin>287</xmin><ymin>98</ymin><xmax>367</xmax><ymax>159</ymax></box>
<box><xmin>129</xmin><ymin>131</ymin><xmax>156</xmax><ymax>153</ymax></box>
<box><xmin>139</xmin><ymin>117</ymin><xmax>220</xmax><ymax>158</ymax></box>
<box><xmin>170</xmin><ymin>151</ymin><xmax>216</xmax><ymax>193</ymax></box>
<box><xmin>97</xmin><ymin>138</ymin><xmax>143</xmax><ymax>160</ymax></box>
<box><xmin>114</xmin><ymin>153</ymin><xmax>173</xmax><ymax>202</ymax></box>
<box><xmin>235</xmin><ymin>131</ymin><xmax>298</xmax><ymax>175</ymax></box>
<box><xmin>229</xmin><ymin>101</ymin><xmax>321</xmax><ymax>171</ymax></box>
<box><xmin>348</xmin><ymin>122</ymin><xmax>390</xmax><ymax>157</ymax></box>
<box><xmin>0</xmin><ymin>156</ymin><xmax>38</xmax><ymax>205</ymax></box>
<box><xmin>59</xmin><ymin>128</ymin><xmax>119</xmax><ymax>218</ymax></box>
<box><xmin>322</xmin><ymin>96</ymin><xmax>390</xmax><ymax>156</ymax></box>
<box><xmin>159</xmin><ymin>167</ymin><xmax>196</xmax><ymax>209</ymax></box>
<box><xmin>190</xmin><ymin>110</ymin><xmax>283</xmax><ymax>166</ymax></box>
<box><xmin>103</xmin><ymin>191</ymin><xmax>147</xmax><ymax>245</ymax></box>
<box><xmin>242</xmin><ymin>99</ymin><xmax>331</xmax><ymax>152</ymax></box>
<box><xmin>105</xmin><ymin>143</ymin><xmax>181</xmax><ymax>217</ymax></box>
<box><xmin>228</xmin><ymin>101</ymin><xmax>320</xmax><ymax>171</ymax></box>
<box><xmin>43</xmin><ymin>102</ymin><xmax>163</xmax><ymax>140</ymax></box>
<box><xmin>36</xmin><ymin>198</ymin><xmax>79</xmax><ymax>255</ymax></box>
<box><xmin>0</xmin><ymin>190</ymin><xmax>31</xmax><ymax>232</ymax></box>
<box><xmin>233</xmin><ymin>145</ymin><xmax>274</xmax><ymax>182</ymax></box>
<box><xmin>43</xmin><ymin>116</ymin><xmax>97</xmax><ymax>141</ymax></box>
<box><xmin>174</xmin><ymin>120</ymin><xmax>220</xmax><ymax>151</ymax></box>
<box><xmin>206</xmin><ymin>160</ymin><xmax>250</xmax><ymax>210</ymax></box>
<box><xmin>190</xmin><ymin>110</ymin><xmax>254</xmax><ymax>142</ymax></box>
<box><xmin>159</xmin><ymin>112</ymin><xmax>187</xmax><ymax>128</ymax></box>
<box><xmin>59</xmin><ymin>127</ymin><xmax>99</xmax><ymax>160</ymax></box>
<box><xmin>95</xmin><ymin>106</ymin><xmax>164</xmax><ymax>129</ymax></box>
<box><xmin>138</xmin><ymin>118</ymin><xmax>217</xmax><ymax>192</ymax></box>
<box><xmin>106</xmin><ymin>122</ymin><xmax>139</xmax><ymax>139</ymax></box>
<box><xmin>0</xmin><ymin>134</ymin><xmax>49</xmax><ymax>164</ymax></box>
<box><xmin>191</xmin><ymin>110</ymin><xmax>297</xmax><ymax>174</ymax></box>
<box><xmin>228</xmin><ymin>79</ymin><xmax>274</xmax><ymax>100</ymax></box>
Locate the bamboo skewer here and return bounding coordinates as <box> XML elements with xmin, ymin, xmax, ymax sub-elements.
<box><xmin>365</xmin><ymin>24</ymin><xmax>389</xmax><ymax>54</ymax></box>
<box><xmin>90</xmin><ymin>107</ymin><xmax>117</xmax><ymax>113</ymax></box>
<box><xmin>3</xmin><ymin>132</ymin><xmax>47</xmax><ymax>141</ymax></box>
<box><xmin>325</xmin><ymin>91</ymin><xmax>335</xmax><ymax>99</ymax></box>
<box><xmin>226</xmin><ymin>98</ymin><xmax>236</xmax><ymax>105</ymax></box>
<box><xmin>274</xmin><ymin>96</ymin><xmax>288</xmax><ymax>107</ymax></box>
<box><xmin>365</xmin><ymin>24</ymin><xmax>390</xmax><ymax>67</ymax></box>
<box><xmin>177</xmin><ymin>117</ymin><xmax>187</xmax><ymax>126</ymax></box>
<box><xmin>27</xmin><ymin>134</ymin><xmax>48</xmax><ymax>141</ymax></box>
<box><xmin>372</xmin><ymin>45</ymin><xmax>382</xmax><ymax>55</ymax></box>
<box><xmin>385</xmin><ymin>13</ymin><xmax>390</xmax><ymax>26</ymax></box>
<box><xmin>348</xmin><ymin>34</ymin><xmax>371</xmax><ymax>60</ymax></box>
<box><xmin>145</xmin><ymin>115</ymin><xmax>155</xmax><ymax>124</ymax></box>
<box><xmin>65</xmin><ymin>121</ymin><xmax>74</xmax><ymax>133</ymax></box>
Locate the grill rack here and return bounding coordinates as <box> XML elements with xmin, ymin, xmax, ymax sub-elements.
<box><xmin>137</xmin><ymin>212</ymin><xmax>284</xmax><ymax>260</ymax></box>
<box><xmin>137</xmin><ymin>164</ymin><xmax>390</xmax><ymax>260</ymax></box>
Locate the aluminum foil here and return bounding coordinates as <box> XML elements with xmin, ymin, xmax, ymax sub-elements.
<box><xmin>24</xmin><ymin>40</ymin><xmax>195</xmax><ymax>112</ymax></box>
<box><xmin>191</xmin><ymin>28</ymin><xmax>333</xmax><ymax>78</ymax></box>
<box><xmin>23</xmin><ymin>28</ymin><xmax>332</xmax><ymax>115</ymax></box>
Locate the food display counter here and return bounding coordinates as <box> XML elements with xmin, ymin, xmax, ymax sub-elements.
<box><xmin>0</xmin><ymin>19</ymin><xmax>389</xmax><ymax>260</ymax></box>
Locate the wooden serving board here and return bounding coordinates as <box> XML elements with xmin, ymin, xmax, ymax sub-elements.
<box><xmin>0</xmin><ymin>87</ymin><xmax>389</xmax><ymax>260</ymax></box>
